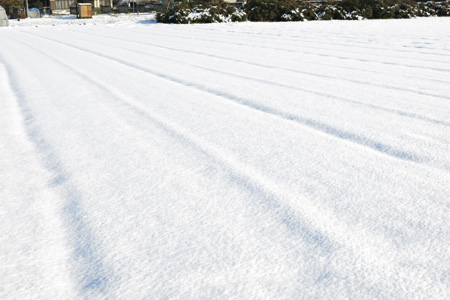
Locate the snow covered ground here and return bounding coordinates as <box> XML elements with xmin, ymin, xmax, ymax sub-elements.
<box><xmin>1</xmin><ymin>15</ymin><xmax>450</xmax><ymax>299</ymax></box>
<box><xmin>6</xmin><ymin>13</ymin><xmax>156</xmax><ymax>28</ymax></box>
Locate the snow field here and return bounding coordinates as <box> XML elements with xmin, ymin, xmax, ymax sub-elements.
<box><xmin>1</xmin><ymin>16</ymin><xmax>450</xmax><ymax>299</ymax></box>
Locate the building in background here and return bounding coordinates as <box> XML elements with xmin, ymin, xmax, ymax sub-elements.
<box><xmin>49</xmin><ymin>0</ymin><xmax>75</xmax><ymax>11</ymax></box>
<box><xmin>50</xmin><ymin>0</ymin><xmax>112</xmax><ymax>12</ymax></box>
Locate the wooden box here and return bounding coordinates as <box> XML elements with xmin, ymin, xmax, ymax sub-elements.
<box><xmin>77</xmin><ymin>3</ymin><xmax>92</xmax><ymax>19</ymax></box>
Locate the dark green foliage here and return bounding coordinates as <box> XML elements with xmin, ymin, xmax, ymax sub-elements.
<box><xmin>337</xmin><ymin>0</ymin><xmax>417</xmax><ymax>19</ymax></box>
<box><xmin>299</xmin><ymin>2</ymin><xmax>319</xmax><ymax>20</ymax></box>
<box><xmin>435</xmin><ymin>1</ymin><xmax>450</xmax><ymax>16</ymax></box>
<box><xmin>0</xmin><ymin>0</ymin><xmax>23</xmax><ymax>9</ymax></box>
<box><xmin>156</xmin><ymin>6</ymin><xmax>190</xmax><ymax>23</ymax></box>
<box><xmin>156</xmin><ymin>0</ymin><xmax>248</xmax><ymax>24</ymax></box>
<box><xmin>245</xmin><ymin>0</ymin><xmax>300</xmax><ymax>21</ymax></box>
<box><xmin>30</xmin><ymin>0</ymin><xmax>44</xmax><ymax>9</ymax></box>
<box><xmin>278</xmin><ymin>2</ymin><xmax>318</xmax><ymax>21</ymax></box>
<box><xmin>156</xmin><ymin>0</ymin><xmax>450</xmax><ymax>23</ymax></box>
<box><xmin>319</xmin><ymin>5</ymin><xmax>346</xmax><ymax>20</ymax></box>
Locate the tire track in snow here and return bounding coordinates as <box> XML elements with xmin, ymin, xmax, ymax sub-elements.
<box><xmin>24</xmin><ymin>31</ymin><xmax>430</xmax><ymax>165</ymax></box>
<box><xmin>13</xmin><ymin>33</ymin><xmax>450</xmax><ymax>297</ymax></box>
<box><xmin>85</xmin><ymin>76</ymin><xmax>449</xmax><ymax>300</ymax></box>
<box><xmin>112</xmin><ymin>27</ymin><xmax>450</xmax><ymax>73</ymax></box>
<box><xmin>104</xmin><ymin>27</ymin><xmax>450</xmax><ymax>86</ymax></box>
<box><xmin>176</xmin><ymin>28</ymin><xmax>450</xmax><ymax>62</ymax></box>
<box><xmin>188</xmin><ymin>26</ymin><xmax>450</xmax><ymax>58</ymax></box>
<box><xmin>8</xmin><ymin>37</ymin><xmax>410</xmax><ymax>292</ymax></box>
<box><xmin>155</xmin><ymin>27</ymin><xmax>450</xmax><ymax>65</ymax></box>
<box><xmin>69</xmin><ymin>31</ymin><xmax>450</xmax><ymax>129</ymax></box>
<box><xmin>0</xmin><ymin>44</ymin><xmax>112</xmax><ymax>299</ymax></box>
<box><xmin>98</xmin><ymin>28</ymin><xmax>450</xmax><ymax>101</ymax></box>
<box><xmin>0</xmin><ymin>61</ymin><xmax>77</xmax><ymax>299</ymax></box>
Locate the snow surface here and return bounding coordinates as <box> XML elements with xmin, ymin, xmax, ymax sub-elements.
<box><xmin>1</xmin><ymin>15</ymin><xmax>450</xmax><ymax>299</ymax></box>
<box><xmin>6</xmin><ymin>13</ymin><xmax>156</xmax><ymax>28</ymax></box>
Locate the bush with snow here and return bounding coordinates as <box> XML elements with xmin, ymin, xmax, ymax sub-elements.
<box><xmin>156</xmin><ymin>0</ymin><xmax>248</xmax><ymax>23</ymax></box>
<box><xmin>156</xmin><ymin>0</ymin><xmax>450</xmax><ymax>23</ymax></box>
<box><xmin>246</xmin><ymin>0</ymin><xmax>450</xmax><ymax>22</ymax></box>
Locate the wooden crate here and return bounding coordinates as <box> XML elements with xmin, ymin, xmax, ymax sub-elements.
<box><xmin>77</xmin><ymin>3</ymin><xmax>92</xmax><ymax>19</ymax></box>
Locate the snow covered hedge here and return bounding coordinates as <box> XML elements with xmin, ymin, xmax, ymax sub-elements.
<box><xmin>262</xmin><ymin>0</ymin><xmax>450</xmax><ymax>22</ymax></box>
<box><xmin>156</xmin><ymin>0</ymin><xmax>248</xmax><ymax>23</ymax></box>
<box><xmin>156</xmin><ymin>0</ymin><xmax>450</xmax><ymax>23</ymax></box>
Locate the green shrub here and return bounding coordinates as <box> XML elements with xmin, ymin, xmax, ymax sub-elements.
<box><xmin>436</xmin><ymin>1</ymin><xmax>450</xmax><ymax>16</ymax></box>
<box><xmin>156</xmin><ymin>0</ymin><xmax>450</xmax><ymax>23</ymax></box>
<box><xmin>246</xmin><ymin>0</ymin><xmax>301</xmax><ymax>21</ymax></box>
<box><xmin>156</xmin><ymin>0</ymin><xmax>248</xmax><ymax>23</ymax></box>
<box><xmin>338</xmin><ymin>0</ymin><xmax>417</xmax><ymax>19</ymax></box>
